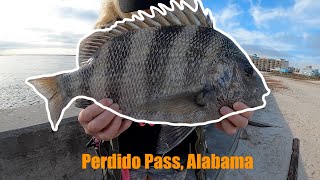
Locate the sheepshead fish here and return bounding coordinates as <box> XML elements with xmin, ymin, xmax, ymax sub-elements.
<box><xmin>27</xmin><ymin>24</ymin><xmax>268</xmax><ymax>126</ymax></box>
<box><xmin>26</xmin><ymin>0</ymin><xmax>269</xmax><ymax>156</ymax></box>
<box><xmin>26</xmin><ymin>1</ymin><xmax>270</xmax><ymax>154</ymax></box>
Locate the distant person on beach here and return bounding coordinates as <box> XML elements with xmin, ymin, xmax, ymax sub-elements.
<box><xmin>78</xmin><ymin>0</ymin><xmax>253</xmax><ymax>179</ymax></box>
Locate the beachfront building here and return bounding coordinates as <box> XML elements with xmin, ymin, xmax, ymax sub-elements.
<box><xmin>280</xmin><ymin>59</ymin><xmax>289</xmax><ymax>69</ymax></box>
<box><xmin>301</xmin><ymin>66</ymin><xmax>319</xmax><ymax>77</ymax></box>
<box><xmin>250</xmin><ymin>54</ymin><xmax>289</xmax><ymax>72</ymax></box>
<box><xmin>288</xmin><ymin>67</ymin><xmax>300</xmax><ymax>73</ymax></box>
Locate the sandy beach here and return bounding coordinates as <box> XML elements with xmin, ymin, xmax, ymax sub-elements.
<box><xmin>265</xmin><ymin>74</ymin><xmax>320</xmax><ymax>179</ymax></box>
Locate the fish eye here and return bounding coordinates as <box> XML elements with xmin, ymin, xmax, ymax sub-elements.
<box><xmin>244</xmin><ymin>65</ymin><xmax>254</xmax><ymax>77</ymax></box>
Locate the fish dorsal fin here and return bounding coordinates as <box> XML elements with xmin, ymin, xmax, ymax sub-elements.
<box><xmin>77</xmin><ymin>0</ymin><xmax>215</xmax><ymax>66</ymax></box>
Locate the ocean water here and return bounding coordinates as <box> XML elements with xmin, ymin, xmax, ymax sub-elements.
<box><xmin>0</xmin><ymin>55</ymin><xmax>77</xmax><ymax>109</ymax></box>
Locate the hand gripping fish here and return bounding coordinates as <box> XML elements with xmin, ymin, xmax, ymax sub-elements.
<box><xmin>26</xmin><ymin>0</ymin><xmax>270</xmax><ymax>141</ymax></box>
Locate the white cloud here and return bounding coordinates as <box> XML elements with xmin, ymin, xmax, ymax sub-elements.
<box><xmin>0</xmin><ymin>0</ymin><xmax>101</xmax><ymax>54</ymax></box>
<box><xmin>293</xmin><ymin>0</ymin><xmax>320</xmax><ymax>13</ymax></box>
<box><xmin>290</xmin><ymin>54</ymin><xmax>320</xmax><ymax>69</ymax></box>
<box><xmin>250</xmin><ymin>0</ymin><xmax>320</xmax><ymax>27</ymax></box>
<box><xmin>214</xmin><ymin>4</ymin><xmax>242</xmax><ymax>28</ymax></box>
<box><xmin>214</xmin><ymin>3</ymin><xmax>295</xmax><ymax>57</ymax></box>
<box><xmin>227</xmin><ymin>28</ymin><xmax>295</xmax><ymax>52</ymax></box>
<box><xmin>0</xmin><ymin>48</ymin><xmax>75</xmax><ymax>55</ymax></box>
<box><xmin>211</xmin><ymin>1</ymin><xmax>318</xmax><ymax>64</ymax></box>
<box><xmin>250</xmin><ymin>6</ymin><xmax>287</xmax><ymax>27</ymax></box>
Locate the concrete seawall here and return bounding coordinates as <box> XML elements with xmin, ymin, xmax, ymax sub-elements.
<box><xmin>0</xmin><ymin>116</ymin><xmax>101</xmax><ymax>179</ymax></box>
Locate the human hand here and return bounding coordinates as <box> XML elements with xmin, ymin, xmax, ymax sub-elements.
<box><xmin>78</xmin><ymin>98</ymin><xmax>132</xmax><ymax>141</ymax></box>
<box><xmin>216</xmin><ymin>102</ymin><xmax>253</xmax><ymax>135</ymax></box>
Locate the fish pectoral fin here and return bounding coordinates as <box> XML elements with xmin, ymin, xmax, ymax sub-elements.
<box><xmin>156</xmin><ymin>126</ymin><xmax>196</xmax><ymax>154</ymax></box>
<box><xmin>135</xmin><ymin>94</ymin><xmax>204</xmax><ymax>115</ymax></box>
<box><xmin>75</xmin><ymin>99</ymin><xmax>94</xmax><ymax>109</ymax></box>
<box><xmin>195</xmin><ymin>85</ymin><xmax>217</xmax><ymax>107</ymax></box>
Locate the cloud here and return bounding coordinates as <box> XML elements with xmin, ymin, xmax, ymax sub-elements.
<box><xmin>250</xmin><ymin>0</ymin><xmax>320</xmax><ymax>28</ymax></box>
<box><xmin>214</xmin><ymin>4</ymin><xmax>243</xmax><ymax>28</ymax></box>
<box><xmin>230</xmin><ymin>28</ymin><xmax>295</xmax><ymax>55</ymax></box>
<box><xmin>250</xmin><ymin>6</ymin><xmax>287</xmax><ymax>27</ymax></box>
<box><xmin>45</xmin><ymin>32</ymin><xmax>85</xmax><ymax>46</ymax></box>
<box><xmin>0</xmin><ymin>0</ymin><xmax>319</xmax><ymax>66</ymax></box>
<box><xmin>293</xmin><ymin>0</ymin><xmax>320</xmax><ymax>14</ymax></box>
<box><xmin>211</xmin><ymin>2</ymin><xmax>296</xmax><ymax>60</ymax></box>
<box><xmin>0</xmin><ymin>48</ymin><xmax>75</xmax><ymax>55</ymax></box>
<box><xmin>55</xmin><ymin>7</ymin><xmax>98</xmax><ymax>22</ymax></box>
<box><xmin>0</xmin><ymin>42</ymin><xmax>39</xmax><ymax>50</ymax></box>
<box><xmin>0</xmin><ymin>0</ymin><xmax>100</xmax><ymax>55</ymax></box>
<box><xmin>0</xmin><ymin>32</ymin><xmax>85</xmax><ymax>55</ymax></box>
<box><xmin>242</xmin><ymin>44</ymin><xmax>292</xmax><ymax>59</ymax></box>
<box><xmin>209</xmin><ymin>0</ymin><xmax>319</xmax><ymax>65</ymax></box>
<box><xmin>289</xmin><ymin>54</ymin><xmax>320</xmax><ymax>69</ymax></box>
<box><xmin>306</xmin><ymin>33</ymin><xmax>320</xmax><ymax>51</ymax></box>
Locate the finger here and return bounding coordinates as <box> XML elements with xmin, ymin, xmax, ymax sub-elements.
<box><xmin>220</xmin><ymin>106</ymin><xmax>248</xmax><ymax>128</ymax></box>
<box><xmin>115</xmin><ymin>120</ymin><xmax>132</xmax><ymax>137</ymax></box>
<box><xmin>221</xmin><ymin>119</ymin><xmax>237</xmax><ymax>135</ymax></box>
<box><xmin>78</xmin><ymin>98</ymin><xmax>113</xmax><ymax>124</ymax></box>
<box><xmin>86</xmin><ymin>103</ymin><xmax>120</xmax><ymax>133</ymax></box>
<box><xmin>95</xmin><ymin>114</ymin><xmax>123</xmax><ymax>141</ymax></box>
<box><xmin>214</xmin><ymin>122</ymin><xmax>224</xmax><ymax>131</ymax></box>
<box><xmin>233</xmin><ymin>102</ymin><xmax>253</xmax><ymax>119</ymax></box>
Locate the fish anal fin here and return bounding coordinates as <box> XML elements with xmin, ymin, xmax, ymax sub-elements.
<box><xmin>157</xmin><ymin>126</ymin><xmax>196</xmax><ymax>154</ymax></box>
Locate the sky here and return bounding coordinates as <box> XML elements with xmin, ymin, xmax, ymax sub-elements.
<box><xmin>0</xmin><ymin>0</ymin><xmax>319</xmax><ymax>68</ymax></box>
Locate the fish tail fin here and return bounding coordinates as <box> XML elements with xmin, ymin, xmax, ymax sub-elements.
<box><xmin>26</xmin><ymin>75</ymin><xmax>68</xmax><ymax>130</ymax></box>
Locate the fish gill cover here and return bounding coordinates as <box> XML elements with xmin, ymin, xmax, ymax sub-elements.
<box><xmin>25</xmin><ymin>0</ymin><xmax>270</xmax><ymax>132</ymax></box>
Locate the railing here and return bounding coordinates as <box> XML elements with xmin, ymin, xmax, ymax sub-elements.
<box><xmin>0</xmin><ymin>116</ymin><xmax>101</xmax><ymax>179</ymax></box>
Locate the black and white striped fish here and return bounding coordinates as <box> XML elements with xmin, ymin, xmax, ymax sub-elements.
<box><xmin>27</xmin><ymin>24</ymin><xmax>267</xmax><ymax>125</ymax></box>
